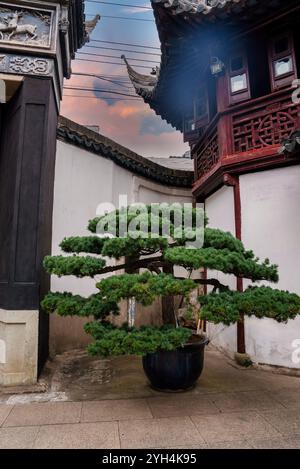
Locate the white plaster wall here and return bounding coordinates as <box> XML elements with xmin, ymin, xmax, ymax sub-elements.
<box><xmin>205</xmin><ymin>186</ymin><xmax>237</xmax><ymax>356</ymax></box>
<box><xmin>135</xmin><ymin>177</ymin><xmax>192</xmax><ymax>205</ymax></box>
<box><xmin>240</xmin><ymin>166</ymin><xmax>300</xmax><ymax>369</ymax></box>
<box><xmin>50</xmin><ymin>140</ymin><xmax>192</xmax><ymax>352</ymax></box>
<box><xmin>52</xmin><ymin>141</ymin><xmax>116</xmax><ymax>297</ymax></box>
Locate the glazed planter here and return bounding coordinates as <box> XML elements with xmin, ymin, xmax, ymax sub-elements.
<box><xmin>142</xmin><ymin>336</ymin><xmax>209</xmax><ymax>392</ymax></box>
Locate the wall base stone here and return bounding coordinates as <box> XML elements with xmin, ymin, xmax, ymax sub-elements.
<box><xmin>0</xmin><ymin>309</ymin><xmax>38</xmax><ymax>386</ymax></box>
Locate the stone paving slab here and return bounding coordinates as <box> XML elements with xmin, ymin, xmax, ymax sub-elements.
<box><xmin>163</xmin><ymin>444</ymin><xmax>208</xmax><ymax>449</ymax></box>
<box><xmin>249</xmin><ymin>437</ymin><xmax>300</xmax><ymax>449</ymax></box>
<box><xmin>119</xmin><ymin>417</ymin><xmax>206</xmax><ymax>449</ymax></box>
<box><xmin>208</xmin><ymin>440</ymin><xmax>253</xmax><ymax>449</ymax></box>
<box><xmin>191</xmin><ymin>411</ymin><xmax>281</xmax><ymax>443</ymax></box>
<box><xmin>165</xmin><ymin>441</ymin><xmax>253</xmax><ymax>449</ymax></box>
<box><xmin>269</xmin><ymin>387</ymin><xmax>300</xmax><ymax>408</ymax></box>
<box><xmin>0</xmin><ymin>405</ymin><xmax>12</xmax><ymax>426</ymax></box>
<box><xmin>209</xmin><ymin>390</ymin><xmax>285</xmax><ymax>413</ymax></box>
<box><xmin>3</xmin><ymin>402</ymin><xmax>82</xmax><ymax>427</ymax></box>
<box><xmin>0</xmin><ymin>426</ymin><xmax>39</xmax><ymax>449</ymax></box>
<box><xmin>146</xmin><ymin>395</ymin><xmax>219</xmax><ymax>418</ymax></box>
<box><xmin>81</xmin><ymin>398</ymin><xmax>152</xmax><ymax>422</ymax></box>
<box><xmin>259</xmin><ymin>409</ymin><xmax>300</xmax><ymax>437</ymax></box>
<box><xmin>33</xmin><ymin>422</ymin><xmax>120</xmax><ymax>449</ymax></box>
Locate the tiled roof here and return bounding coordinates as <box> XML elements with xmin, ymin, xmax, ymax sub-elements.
<box><xmin>57</xmin><ymin>117</ymin><xmax>193</xmax><ymax>188</ymax></box>
<box><xmin>147</xmin><ymin>157</ymin><xmax>194</xmax><ymax>171</ymax></box>
<box><xmin>152</xmin><ymin>0</ymin><xmax>236</xmax><ymax>16</ymax></box>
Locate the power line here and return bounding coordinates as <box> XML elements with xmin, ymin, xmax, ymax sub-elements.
<box><xmin>92</xmin><ymin>76</ymin><xmax>131</xmax><ymax>82</ymax></box>
<box><xmin>90</xmin><ymin>39</ymin><xmax>160</xmax><ymax>50</ymax></box>
<box><xmin>74</xmin><ymin>57</ymin><xmax>154</xmax><ymax>70</ymax></box>
<box><xmin>87</xmin><ymin>15</ymin><xmax>154</xmax><ymax>22</ymax></box>
<box><xmin>71</xmin><ymin>72</ymin><xmax>134</xmax><ymax>89</ymax></box>
<box><xmin>64</xmin><ymin>85</ymin><xmax>140</xmax><ymax>98</ymax></box>
<box><xmin>84</xmin><ymin>44</ymin><xmax>161</xmax><ymax>57</ymax></box>
<box><xmin>86</xmin><ymin>1</ymin><xmax>152</xmax><ymax>9</ymax></box>
<box><xmin>63</xmin><ymin>94</ymin><xmax>140</xmax><ymax>101</ymax></box>
<box><xmin>77</xmin><ymin>51</ymin><xmax>159</xmax><ymax>64</ymax></box>
<box><xmin>72</xmin><ymin>69</ymin><xmax>131</xmax><ymax>80</ymax></box>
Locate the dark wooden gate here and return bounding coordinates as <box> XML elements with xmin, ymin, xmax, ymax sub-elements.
<box><xmin>0</xmin><ymin>77</ymin><xmax>58</xmax><ymax>374</ymax></box>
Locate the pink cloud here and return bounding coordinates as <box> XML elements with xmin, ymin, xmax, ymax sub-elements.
<box><xmin>61</xmin><ymin>89</ymin><xmax>188</xmax><ymax>158</ymax></box>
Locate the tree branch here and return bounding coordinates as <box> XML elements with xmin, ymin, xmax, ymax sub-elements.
<box><xmin>175</xmin><ymin>277</ymin><xmax>229</xmax><ymax>291</ymax></box>
<box><xmin>97</xmin><ymin>256</ymin><xmax>163</xmax><ymax>276</ymax></box>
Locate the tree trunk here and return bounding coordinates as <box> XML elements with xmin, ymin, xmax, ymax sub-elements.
<box><xmin>162</xmin><ymin>264</ymin><xmax>176</xmax><ymax>325</ymax></box>
<box><xmin>125</xmin><ymin>256</ymin><xmax>139</xmax><ymax>327</ymax></box>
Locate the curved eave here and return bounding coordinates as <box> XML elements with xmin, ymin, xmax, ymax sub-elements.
<box><xmin>122</xmin><ymin>55</ymin><xmax>183</xmax><ymax>131</ymax></box>
<box><xmin>122</xmin><ymin>55</ymin><xmax>157</xmax><ymax>100</ymax></box>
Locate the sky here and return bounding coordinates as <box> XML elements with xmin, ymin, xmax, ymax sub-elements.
<box><xmin>61</xmin><ymin>0</ymin><xmax>188</xmax><ymax>158</ymax></box>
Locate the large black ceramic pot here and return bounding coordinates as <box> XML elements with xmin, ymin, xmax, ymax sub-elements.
<box><xmin>142</xmin><ymin>336</ymin><xmax>209</xmax><ymax>392</ymax></box>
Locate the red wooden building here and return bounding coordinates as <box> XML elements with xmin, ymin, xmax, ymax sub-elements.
<box><xmin>125</xmin><ymin>0</ymin><xmax>300</xmax><ymax>368</ymax></box>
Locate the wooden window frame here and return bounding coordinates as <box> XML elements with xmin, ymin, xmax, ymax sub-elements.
<box><xmin>268</xmin><ymin>32</ymin><xmax>296</xmax><ymax>91</ymax></box>
<box><xmin>183</xmin><ymin>84</ymin><xmax>209</xmax><ymax>135</ymax></box>
<box><xmin>228</xmin><ymin>50</ymin><xmax>251</xmax><ymax>104</ymax></box>
<box><xmin>183</xmin><ymin>112</ymin><xmax>196</xmax><ymax>133</ymax></box>
<box><xmin>194</xmin><ymin>86</ymin><xmax>209</xmax><ymax>129</ymax></box>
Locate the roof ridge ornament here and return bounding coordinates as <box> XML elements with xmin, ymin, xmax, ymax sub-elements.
<box><xmin>151</xmin><ymin>0</ymin><xmax>232</xmax><ymax>15</ymax></box>
<box><xmin>85</xmin><ymin>14</ymin><xmax>101</xmax><ymax>43</ymax></box>
<box><xmin>122</xmin><ymin>55</ymin><xmax>159</xmax><ymax>90</ymax></box>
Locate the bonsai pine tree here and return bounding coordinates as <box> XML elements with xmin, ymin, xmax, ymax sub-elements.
<box><xmin>42</xmin><ymin>205</ymin><xmax>300</xmax><ymax>357</ymax></box>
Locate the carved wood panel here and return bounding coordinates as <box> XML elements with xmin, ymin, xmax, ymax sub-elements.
<box><xmin>196</xmin><ymin>131</ymin><xmax>219</xmax><ymax>179</ymax></box>
<box><xmin>233</xmin><ymin>98</ymin><xmax>299</xmax><ymax>153</ymax></box>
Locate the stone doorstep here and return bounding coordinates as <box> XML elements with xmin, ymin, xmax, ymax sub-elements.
<box><xmin>0</xmin><ymin>309</ymin><xmax>39</xmax><ymax>387</ymax></box>
<box><xmin>0</xmin><ymin>382</ymin><xmax>47</xmax><ymax>396</ymax></box>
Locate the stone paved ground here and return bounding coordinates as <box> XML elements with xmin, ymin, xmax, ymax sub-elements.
<box><xmin>0</xmin><ymin>349</ymin><xmax>300</xmax><ymax>449</ymax></box>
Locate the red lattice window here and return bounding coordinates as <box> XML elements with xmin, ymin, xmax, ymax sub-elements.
<box><xmin>233</xmin><ymin>96</ymin><xmax>299</xmax><ymax>153</ymax></box>
<box><xmin>196</xmin><ymin>132</ymin><xmax>219</xmax><ymax>179</ymax></box>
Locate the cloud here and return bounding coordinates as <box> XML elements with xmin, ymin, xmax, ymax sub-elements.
<box><xmin>122</xmin><ymin>3</ymin><xmax>153</xmax><ymax>15</ymax></box>
<box><xmin>69</xmin><ymin>3</ymin><xmax>188</xmax><ymax>159</ymax></box>
<box><xmin>61</xmin><ymin>93</ymin><xmax>188</xmax><ymax>158</ymax></box>
<box><xmin>140</xmin><ymin>114</ymin><xmax>174</xmax><ymax>135</ymax></box>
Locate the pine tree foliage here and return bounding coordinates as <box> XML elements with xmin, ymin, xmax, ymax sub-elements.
<box><xmin>42</xmin><ymin>206</ymin><xmax>300</xmax><ymax>357</ymax></box>
<box><xmin>43</xmin><ymin>255</ymin><xmax>106</xmax><ymax>278</ymax></box>
<box><xmin>96</xmin><ymin>272</ymin><xmax>196</xmax><ymax>306</ymax></box>
<box><xmin>200</xmin><ymin>287</ymin><xmax>300</xmax><ymax>325</ymax></box>
<box><xmin>85</xmin><ymin>323</ymin><xmax>192</xmax><ymax>357</ymax></box>
<box><xmin>164</xmin><ymin>247</ymin><xmax>278</xmax><ymax>282</ymax></box>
